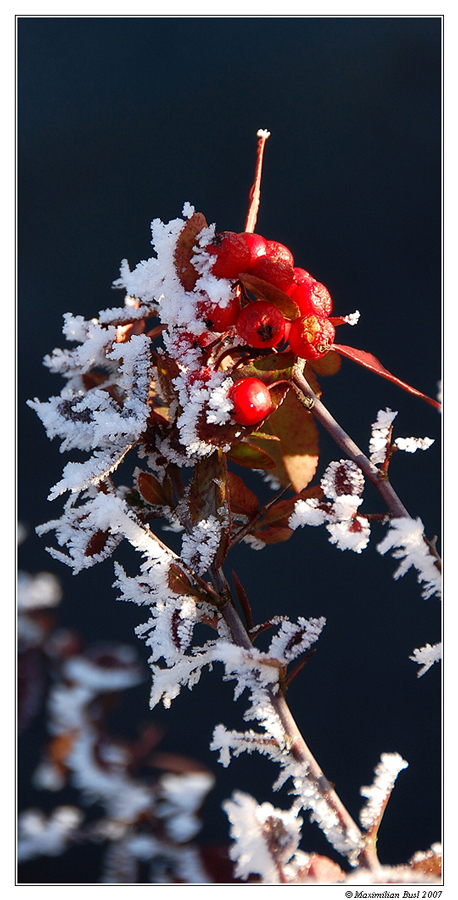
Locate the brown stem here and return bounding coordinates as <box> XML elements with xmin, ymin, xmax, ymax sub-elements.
<box><xmin>209</xmin><ymin>562</ymin><xmax>380</xmax><ymax>872</ymax></box>
<box><xmin>292</xmin><ymin>362</ymin><xmax>410</xmax><ymax>519</ymax></box>
<box><xmin>245</xmin><ymin>129</ymin><xmax>271</xmax><ymax>233</ymax></box>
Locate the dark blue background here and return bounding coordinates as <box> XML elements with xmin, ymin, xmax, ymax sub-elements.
<box><xmin>18</xmin><ymin>16</ymin><xmax>442</xmax><ymax>884</ymax></box>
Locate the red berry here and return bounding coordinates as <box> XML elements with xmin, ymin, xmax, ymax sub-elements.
<box><xmin>249</xmin><ymin>256</ymin><xmax>295</xmax><ymax>292</ymax></box>
<box><xmin>207</xmin><ymin>232</ymin><xmax>251</xmax><ymax>279</ymax></box>
<box><xmin>228</xmin><ymin>377</ymin><xmax>272</xmax><ymax>426</ymax></box>
<box><xmin>265</xmin><ymin>240</ymin><xmax>294</xmax><ymax>267</ymax></box>
<box><xmin>235</xmin><ymin>300</ymin><xmax>286</xmax><ymax>348</ymax></box>
<box><xmin>288</xmin><ymin>314</ymin><xmax>335</xmax><ymax>360</ymax></box>
<box><xmin>288</xmin><ymin>267</ymin><xmax>312</xmax><ymax>286</ymax></box>
<box><xmin>238</xmin><ymin>232</ymin><xmax>267</xmax><ymax>266</ymax></box>
<box><xmin>288</xmin><ymin>273</ymin><xmax>332</xmax><ymax>318</ymax></box>
<box><xmin>196</xmin><ymin>293</ymin><xmax>241</xmax><ymax>332</ymax></box>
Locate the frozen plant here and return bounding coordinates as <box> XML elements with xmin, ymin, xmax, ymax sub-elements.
<box><xmin>26</xmin><ymin>131</ymin><xmax>441</xmax><ymax>883</ymax></box>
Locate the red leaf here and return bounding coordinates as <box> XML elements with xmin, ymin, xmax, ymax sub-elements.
<box><xmin>137</xmin><ymin>471</ymin><xmax>170</xmax><ymax>506</ymax></box>
<box><xmin>333</xmin><ymin>344</ymin><xmax>441</xmax><ymax>410</ymax></box>
<box><xmin>227</xmin><ymin>471</ymin><xmax>260</xmax><ymax>517</ymax></box>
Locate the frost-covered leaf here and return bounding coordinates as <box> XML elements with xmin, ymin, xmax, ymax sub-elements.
<box><xmin>409</xmin><ymin>642</ymin><xmax>441</xmax><ymax>677</ymax></box>
<box><xmin>359</xmin><ymin>753</ymin><xmax>408</xmax><ymax>835</ymax></box>
<box><xmin>223</xmin><ymin>790</ymin><xmax>303</xmax><ymax>883</ymax></box>
<box><xmin>407</xmin><ymin>844</ymin><xmax>442</xmax><ymax>878</ymax></box>
<box><xmin>377</xmin><ymin>517</ymin><xmax>442</xmax><ymax>599</ymax></box>
<box><xmin>186</xmin><ymin>450</ymin><xmax>229</xmax><ymax>571</ymax></box>
<box><xmin>173</xmin><ymin>212</ymin><xmax>208</xmax><ymax>290</ymax></box>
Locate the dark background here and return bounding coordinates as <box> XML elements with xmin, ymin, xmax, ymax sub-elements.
<box><xmin>18</xmin><ymin>16</ymin><xmax>442</xmax><ymax>884</ymax></box>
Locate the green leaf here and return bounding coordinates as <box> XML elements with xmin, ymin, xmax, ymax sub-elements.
<box><xmin>226</xmin><ymin>441</ymin><xmax>276</xmax><ymax>470</ymax></box>
<box><xmin>236</xmin><ymin>349</ymin><xmax>296</xmax><ymax>385</ymax></box>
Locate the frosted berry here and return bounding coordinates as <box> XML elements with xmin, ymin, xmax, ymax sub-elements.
<box><xmin>265</xmin><ymin>240</ymin><xmax>294</xmax><ymax>267</ymax></box>
<box><xmin>228</xmin><ymin>377</ymin><xmax>272</xmax><ymax>426</ymax></box>
<box><xmin>288</xmin><ymin>314</ymin><xmax>335</xmax><ymax>360</ymax></box>
<box><xmin>235</xmin><ymin>300</ymin><xmax>286</xmax><ymax>348</ymax></box>
<box><xmin>287</xmin><ymin>271</ymin><xmax>332</xmax><ymax>318</ymax></box>
<box><xmin>207</xmin><ymin>232</ymin><xmax>251</xmax><ymax>279</ymax></box>
<box><xmin>249</xmin><ymin>256</ymin><xmax>295</xmax><ymax>292</ymax></box>
<box><xmin>238</xmin><ymin>232</ymin><xmax>267</xmax><ymax>266</ymax></box>
<box><xmin>196</xmin><ymin>293</ymin><xmax>241</xmax><ymax>332</ymax></box>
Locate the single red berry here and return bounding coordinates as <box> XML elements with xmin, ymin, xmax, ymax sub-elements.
<box><xmin>249</xmin><ymin>256</ymin><xmax>295</xmax><ymax>292</ymax></box>
<box><xmin>288</xmin><ymin>266</ymin><xmax>313</xmax><ymax>286</ymax></box>
<box><xmin>288</xmin><ymin>273</ymin><xmax>332</xmax><ymax>318</ymax></box>
<box><xmin>265</xmin><ymin>240</ymin><xmax>294</xmax><ymax>267</ymax></box>
<box><xmin>238</xmin><ymin>232</ymin><xmax>267</xmax><ymax>266</ymax></box>
<box><xmin>207</xmin><ymin>232</ymin><xmax>251</xmax><ymax>279</ymax></box>
<box><xmin>288</xmin><ymin>314</ymin><xmax>335</xmax><ymax>360</ymax></box>
<box><xmin>235</xmin><ymin>300</ymin><xmax>286</xmax><ymax>348</ymax></box>
<box><xmin>196</xmin><ymin>292</ymin><xmax>241</xmax><ymax>332</ymax></box>
<box><xmin>228</xmin><ymin>377</ymin><xmax>272</xmax><ymax>426</ymax></box>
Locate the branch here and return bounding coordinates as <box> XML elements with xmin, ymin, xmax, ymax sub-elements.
<box><xmin>292</xmin><ymin>362</ymin><xmax>411</xmax><ymax>520</ymax></box>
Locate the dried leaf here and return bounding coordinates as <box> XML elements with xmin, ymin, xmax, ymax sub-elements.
<box><xmin>227</xmin><ymin>471</ymin><xmax>260</xmax><ymax>517</ymax></box>
<box><xmin>251</xmin><ymin>389</ymin><xmax>320</xmax><ymax>491</ymax></box>
<box><xmin>239</xmin><ymin>272</ymin><xmax>301</xmax><ymax>319</ymax></box>
<box><xmin>167</xmin><ymin>563</ymin><xmax>201</xmax><ymax>598</ymax></box>
<box><xmin>333</xmin><ymin>344</ymin><xmax>441</xmax><ymax>409</ymax></box>
<box><xmin>85</xmin><ymin>530</ymin><xmax>110</xmax><ymax>557</ymax></box>
<box><xmin>252</xmin><ymin>525</ymin><xmax>293</xmax><ymax>545</ymax></box>
<box><xmin>156</xmin><ymin>352</ymin><xmax>181</xmax><ymax>406</ymax></box>
<box><xmin>260</xmin><ymin>485</ymin><xmax>323</xmax><ymax>528</ymax></box>
<box><xmin>408</xmin><ymin>845</ymin><xmax>442</xmax><ymax>878</ymax></box>
<box><xmin>231</xmin><ymin>569</ymin><xmax>253</xmax><ymax>631</ymax></box>
<box><xmin>174</xmin><ymin>212</ymin><xmax>208</xmax><ymax>290</ymax></box>
<box><xmin>137</xmin><ymin>471</ymin><xmax>170</xmax><ymax>506</ymax></box>
<box><xmin>308</xmin><ymin>349</ymin><xmax>341</xmax><ymax>377</ymax></box>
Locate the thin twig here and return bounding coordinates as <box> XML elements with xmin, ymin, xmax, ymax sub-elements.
<box><xmin>245</xmin><ymin>129</ymin><xmax>271</xmax><ymax>233</ymax></box>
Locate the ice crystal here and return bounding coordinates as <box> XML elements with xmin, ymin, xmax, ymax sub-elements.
<box><xmin>376</xmin><ymin>517</ymin><xmax>441</xmax><ymax>599</ymax></box>
<box><xmin>359</xmin><ymin>752</ymin><xmax>408</xmax><ymax>832</ymax></box>
<box><xmin>223</xmin><ymin>790</ymin><xmax>303</xmax><ymax>883</ymax></box>
<box><xmin>394</xmin><ymin>436</ymin><xmax>435</xmax><ymax>453</ymax></box>
<box><xmin>369</xmin><ymin>408</ymin><xmax>398</xmax><ymax>465</ymax></box>
<box><xmin>18</xmin><ymin>807</ymin><xmax>84</xmax><ymax>863</ymax></box>
<box><xmin>410</xmin><ymin>641</ymin><xmax>441</xmax><ymax>677</ymax></box>
<box><xmin>288</xmin><ymin>461</ymin><xmax>370</xmax><ymax>554</ymax></box>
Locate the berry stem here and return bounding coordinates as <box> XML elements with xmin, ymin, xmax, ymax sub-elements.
<box><xmin>245</xmin><ymin>129</ymin><xmax>271</xmax><ymax>234</ymax></box>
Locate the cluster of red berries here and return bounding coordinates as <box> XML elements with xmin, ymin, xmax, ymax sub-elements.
<box><xmin>198</xmin><ymin>230</ymin><xmax>336</xmax><ymax>427</ymax></box>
